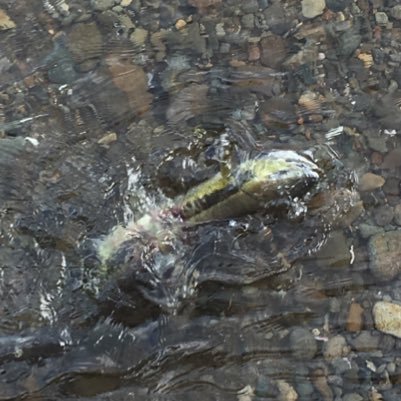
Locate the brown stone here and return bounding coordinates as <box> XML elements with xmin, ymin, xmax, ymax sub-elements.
<box><xmin>188</xmin><ymin>0</ymin><xmax>222</xmax><ymax>13</ymax></box>
<box><xmin>359</xmin><ymin>172</ymin><xmax>385</xmax><ymax>192</ymax></box>
<box><xmin>312</xmin><ymin>368</ymin><xmax>334</xmax><ymax>401</ymax></box>
<box><xmin>260</xmin><ymin>35</ymin><xmax>289</xmax><ymax>69</ymax></box>
<box><xmin>371</xmin><ymin>151</ymin><xmax>383</xmax><ymax>166</ymax></box>
<box><xmin>166</xmin><ymin>83</ymin><xmax>209</xmax><ymax>125</ymax></box>
<box><xmin>68</xmin><ymin>22</ymin><xmax>103</xmax><ymax>67</ymax></box>
<box><xmin>106</xmin><ymin>57</ymin><xmax>152</xmax><ymax>116</ymax></box>
<box><xmin>382</xmin><ymin>148</ymin><xmax>401</xmax><ymax>169</ymax></box>
<box><xmin>248</xmin><ymin>44</ymin><xmax>260</xmax><ymax>61</ymax></box>
<box><xmin>347</xmin><ymin>302</ymin><xmax>364</xmax><ymax>332</ymax></box>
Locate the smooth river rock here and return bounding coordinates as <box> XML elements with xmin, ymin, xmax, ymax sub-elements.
<box><xmin>359</xmin><ymin>172</ymin><xmax>385</xmax><ymax>192</ymax></box>
<box><xmin>301</xmin><ymin>0</ymin><xmax>325</xmax><ymax>19</ymax></box>
<box><xmin>373</xmin><ymin>301</ymin><xmax>401</xmax><ymax>338</ymax></box>
<box><xmin>368</xmin><ymin>230</ymin><xmax>401</xmax><ymax>280</ymax></box>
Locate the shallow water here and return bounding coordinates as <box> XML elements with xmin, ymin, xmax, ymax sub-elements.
<box><xmin>1</xmin><ymin>0</ymin><xmax>401</xmax><ymax>400</ymax></box>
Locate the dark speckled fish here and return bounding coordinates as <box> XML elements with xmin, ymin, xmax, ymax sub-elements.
<box><xmin>178</xmin><ymin>150</ymin><xmax>322</xmax><ymax>223</ymax></box>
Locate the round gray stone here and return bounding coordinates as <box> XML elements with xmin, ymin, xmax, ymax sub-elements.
<box><xmin>289</xmin><ymin>327</ymin><xmax>317</xmax><ymax>360</ymax></box>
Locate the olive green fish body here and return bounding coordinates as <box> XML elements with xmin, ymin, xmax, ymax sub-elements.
<box><xmin>179</xmin><ymin>150</ymin><xmax>321</xmax><ymax>222</ymax></box>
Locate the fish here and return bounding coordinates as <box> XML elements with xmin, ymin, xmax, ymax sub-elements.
<box><xmin>179</xmin><ymin>150</ymin><xmax>322</xmax><ymax>222</ymax></box>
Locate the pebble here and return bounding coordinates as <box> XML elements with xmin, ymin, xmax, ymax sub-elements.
<box><xmin>289</xmin><ymin>327</ymin><xmax>317</xmax><ymax>360</ymax></box>
<box><xmin>97</xmin><ymin>132</ymin><xmax>117</xmax><ymax>145</ymax></box>
<box><xmin>382</xmin><ymin>177</ymin><xmax>400</xmax><ymax>196</ymax></box>
<box><xmin>130</xmin><ymin>28</ymin><xmax>148</xmax><ymax>46</ymax></box>
<box><xmin>391</xmin><ymin>5</ymin><xmax>401</xmax><ymax>20</ymax></box>
<box><xmin>342</xmin><ymin>393</ymin><xmax>363</xmax><ymax>401</ymax></box>
<box><xmin>373</xmin><ymin>301</ymin><xmax>401</xmax><ymax>339</ymax></box>
<box><xmin>91</xmin><ymin>0</ymin><xmax>115</xmax><ymax>11</ymax></box>
<box><xmin>369</xmin><ymin>230</ymin><xmax>401</xmax><ymax>280</ymax></box>
<box><xmin>312</xmin><ymin>368</ymin><xmax>334</xmax><ymax>401</ymax></box>
<box><xmin>359</xmin><ymin>172</ymin><xmax>385</xmax><ymax>192</ymax></box>
<box><xmin>302</xmin><ymin>0</ymin><xmax>326</xmax><ymax>19</ymax></box>
<box><xmin>325</xmin><ymin>0</ymin><xmax>351</xmax><ymax>12</ymax></box>
<box><xmin>120</xmin><ymin>0</ymin><xmax>132</xmax><ymax>6</ymax></box>
<box><xmin>242</xmin><ymin>0</ymin><xmax>259</xmax><ymax>14</ymax></box>
<box><xmin>188</xmin><ymin>0</ymin><xmax>222</xmax><ymax>14</ymax></box>
<box><xmin>381</xmin><ymin>148</ymin><xmax>401</xmax><ymax>169</ymax></box>
<box><xmin>393</xmin><ymin>204</ymin><xmax>401</xmax><ymax>226</ymax></box>
<box><xmin>241</xmin><ymin>14</ymin><xmax>255</xmax><ymax>29</ymax></box>
<box><xmin>276</xmin><ymin>380</ymin><xmax>298</xmax><ymax>401</ymax></box>
<box><xmin>351</xmin><ymin>330</ymin><xmax>380</xmax><ymax>352</ymax></box>
<box><xmin>106</xmin><ymin>58</ymin><xmax>152</xmax><ymax>116</ymax></box>
<box><xmin>175</xmin><ymin>19</ymin><xmax>187</xmax><ymax>30</ymax></box>
<box><xmin>347</xmin><ymin>303</ymin><xmax>364</xmax><ymax>332</ymax></box>
<box><xmin>314</xmin><ymin>230</ymin><xmax>350</xmax><ymax>268</ymax></box>
<box><xmin>248</xmin><ymin>44</ymin><xmax>260</xmax><ymax>61</ymax></box>
<box><xmin>373</xmin><ymin>204</ymin><xmax>394</xmax><ymax>226</ymax></box>
<box><xmin>375</xmin><ymin>12</ymin><xmax>389</xmax><ymax>25</ymax></box>
<box><xmin>263</xmin><ymin>3</ymin><xmax>290</xmax><ymax>36</ymax></box>
<box><xmin>370</xmin><ymin>151</ymin><xmax>383</xmax><ymax>166</ymax></box>
<box><xmin>67</xmin><ymin>22</ymin><xmax>103</xmax><ymax>71</ymax></box>
<box><xmin>0</xmin><ymin>9</ymin><xmax>16</xmax><ymax>30</ymax></box>
<box><xmin>260</xmin><ymin>35</ymin><xmax>288</xmax><ymax>68</ymax></box>
<box><xmin>358</xmin><ymin>223</ymin><xmax>383</xmax><ymax>239</ymax></box>
<box><xmin>323</xmin><ymin>335</ymin><xmax>350</xmax><ymax>359</ymax></box>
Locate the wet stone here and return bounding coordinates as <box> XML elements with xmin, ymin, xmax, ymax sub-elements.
<box><xmin>373</xmin><ymin>301</ymin><xmax>401</xmax><ymax>339</ymax></box>
<box><xmin>301</xmin><ymin>0</ymin><xmax>326</xmax><ymax>19</ymax></box>
<box><xmin>382</xmin><ymin>176</ymin><xmax>400</xmax><ymax>196</ymax></box>
<box><xmin>325</xmin><ymin>0</ymin><xmax>351</xmax><ymax>12</ymax></box>
<box><xmin>67</xmin><ymin>22</ymin><xmax>103</xmax><ymax>71</ymax></box>
<box><xmin>241</xmin><ymin>14</ymin><xmax>255</xmax><ymax>29</ymax></box>
<box><xmin>351</xmin><ymin>330</ymin><xmax>380</xmax><ymax>352</ymax></box>
<box><xmin>260</xmin><ymin>35</ymin><xmax>288</xmax><ymax>69</ymax></box>
<box><xmin>358</xmin><ymin>223</ymin><xmax>383</xmax><ymax>239</ymax></box>
<box><xmin>342</xmin><ymin>393</ymin><xmax>363</xmax><ymax>401</ymax></box>
<box><xmin>312</xmin><ymin>368</ymin><xmax>334</xmax><ymax>401</ymax></box>
<box><xmin>382</xmin><ymin>148</ymin><xmax>401</xmax><ymax>169</ymax></box>
<box><xmin>289</xmin><ymin>327</ymin><xmax>317</xmax><ymax>360</ymax></box>
<box><xmin>106</xmin><ymin>57</ymin><xmax>152</xmax><ymax>116</ymax></box>
<box><xmin>45</xmin><ymin>38</ymin><xmax>77</xmax><ymax>84</ymax></box>
<box><xmin>347</xmin><ymin>303</ymin><xmax>364</xmax><ymax>332</ymax></box>
<box><xmin>91</xmin><ymin>0</ymin><xmax>115</xmax><ymax>11</ymax></box>
<box><xmin>130</xmin><ymin>28</ymin><xmax>148</xmax><ymax>46</ymax></box>
<box><xmin>338</xmin><ymin>29</ymin><xmax>362</xmax><ymax>59</ymax></box>
<box><xmin>241</xmin><ymin>0</ymin><xmax>259</xmax><ymax>14</ymax></box>
<box><xmin>373</xmin><ymin>204</ymin><xmax>394</xmax><ymax>227</ymax></box>
<box><xmin>276</xmin><ymin>380</ymin><xmax>298</xmax><ymax>401</ymax></box>
<box><xmin>323</xmin><ymin>335</ymin><xmax>350</xmax><ymax>360</ymax></box>
<box><xmin>391</xmin><ymin>5</ymin><xmax>401</xmax><ymax>20</ymax></box>
<box><xmin>263</xmin><ymin>3</ymin><xmax>291</xmax><ymax>36</ymax></box>
<box><xmin>359</xmin><ymin>172</ymin><xmax>385</xmax><ymax>192</ymax></box>
<box><xmin>0</xmin><ymin>9</ymin><xmax>16</xmax><ymax>30</ymax></box>
<box><xmin>331</xmin><ymin>357</ymin><xmax>352</xmax><ymax>375</ymax></box>
<box><xmin>369</xmin><ymin>230</ymin><xmax>401</xmax><ymax>280</ymax></box>
<box><xmin>375</xmin><ymin>12</ymin><xmax>389</xmax><ymax>25</ymax></box>
<box><xmin>313</xmin><ymin>230</ymin><xmax>350</xmax><ymax>268</ymax></box>
<box><xmin>393</xmin><ymin>204</ymin><xmax>401</xmax><ymax>226</ymax></box>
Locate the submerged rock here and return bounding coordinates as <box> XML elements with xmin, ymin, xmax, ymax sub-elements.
<box><xmin>373</xmin><ymin>301</ymin><xmax>401</xmax><ymax>339</ymax></box>
<box><xmin>302</xmin><ymin>0</ymin><xmax>325</xmax><ymax>19</ymax></box>
<box><xmin>369</xmin><ymin>230</ymin><xmax>401</xmax><ymax>280</ymax></box>
<box><xmin>359</xmin><ymin>172</ymin><xmax>385</xmax><ymax>192</ymax></box>
<box><xmin>0</xmin><ymin>8</ymin><xmax>16</xmax><ymax>30</ymax></box>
